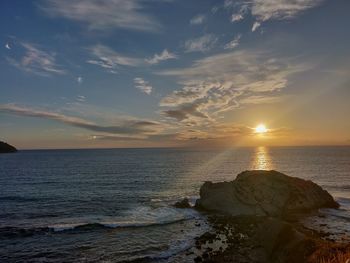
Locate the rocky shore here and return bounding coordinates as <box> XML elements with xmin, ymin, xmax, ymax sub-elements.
<box><xmin>186</xmin><ymin>170</ymin><xmax>350</xmax><ymax>263</ymax></box>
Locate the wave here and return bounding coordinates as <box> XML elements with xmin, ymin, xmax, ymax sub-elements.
<box><xmin>336</xmin><ymin>197</ymin><xmax>350</xmax><ymax>206</ymax></box>
<box><xmin>150</xmin><ymin>195</ymin><xmax>199</xmax><ymax>206</ymax></box>
<box><xmin>1</xmin><ymin>204</ymin><xmax>201</xmax><ymax>238</ymax></box>
<box><xmin>321</xmin><ymin>208</ymin><xmax>350</xmax><ymax>222</ymax></box>
<box><xmin>0</xmin><ymin>219</ymin><xmax>190</xmax><ymax>239</ymax></box>
<box><xmin>50</xmin><ymin>218</ymin><xmax>189</xmax><ymax>232</ymax></box>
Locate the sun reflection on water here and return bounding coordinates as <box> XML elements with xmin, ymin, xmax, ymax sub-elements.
<box><xmin>252</xmin><ymin>146</ymin><xmax>272</xmax><ymax>170</ymax></box>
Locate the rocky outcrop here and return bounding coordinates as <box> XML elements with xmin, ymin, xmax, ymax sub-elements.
<box><xmin>195</xmin><ymin>170</ymin><xmax>338</xmax><ymax>218</ymax></box>
<box><xmin>0</xmin><ymin>141</ymin><xmax>17</xmax><ymax>153</ymax></box>
<box><xmin>174</xmin><ymin>198</ymin><xmax>191</xmax><ymax>208</ymax></box>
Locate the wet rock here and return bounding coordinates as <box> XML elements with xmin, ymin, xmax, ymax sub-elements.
<box><xmin>194</xmin><ymin>256</ymin><xmax>202</xmax><ymax>262</ymax></box>
<box><xmin>195</xmin><ymin>170</ymin><xmax>338</xmax><ymax>217</ymax></box>
<box><xmin>173</xmin><ymin>198</ymin><xmax>191</xmax><ymax>208</ymax></box>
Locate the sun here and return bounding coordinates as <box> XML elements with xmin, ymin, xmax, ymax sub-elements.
<box><xmin>255</xmin><ymin>124</ymin><xmax>267</xmax><ymax>134</ymax></box>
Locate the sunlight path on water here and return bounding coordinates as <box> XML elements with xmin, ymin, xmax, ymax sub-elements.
<box><xmin>251</xmin><ymin>146</ymin><xmax>273</xmax><ymax>170</ymax></box>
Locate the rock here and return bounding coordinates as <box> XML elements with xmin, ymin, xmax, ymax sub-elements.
<box><xmin>173</xmin><ymin>198</ymin><xmax>191</xmax><ymax>208</ymax></box>
<box><xmin>195</xmin><ymin>170</ymin><xmax>338</xmax><ymax>217</ymax></box>
<box><xmin>194</xmin><ymin>256</ymin><xmax>202</xmax><ymax>262</ymax></box>
<box><xmin>256</xmin><ymin>218</ymin><xmax>316</xmax><ymax>263</ymax></box>
<box><xmin>0</xmin><ymin>141</ymin><xmax>17</xmax><ymax>153</ymax></box>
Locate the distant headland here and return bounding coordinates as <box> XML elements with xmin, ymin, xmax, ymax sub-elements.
<box><xmin>0</xmin><ymin>141</ymin><xmax>17</xmax><ymax>153</ymax></box>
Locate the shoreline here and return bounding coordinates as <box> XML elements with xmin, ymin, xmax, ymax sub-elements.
<box><xmin>185</xmin><ymin>211</ymin><xmax>350</xmax><ymax>263</ymax></box>
<box><xmin>179</xmin><ymin>170</ymin><xmax>350</xmax><ymax>263</ymax></box>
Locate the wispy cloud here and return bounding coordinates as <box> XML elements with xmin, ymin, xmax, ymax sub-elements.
<box><xmin>190</xmin><ymin>14</ymin><xmax>206</xmax><ymax>25</ymax></box>
<box><xmin>5</xmin><ymin>43</ymin><xmax>11</xmax><ymax>50</ymax></box>
<box><xmin>184</xmin><ymin>34</ymin><xmax>218</xmax><ymax>53</ymax></box>
<box><xmin>231</xmin><ymin>14</ymin><xmax>244</xmax><ymax>22</ymax></box>
<box><xmin>91</xmin><ymin>134</ymin><xmax>147</xmax><ymax>140</ymax></box>
<box><xmin>240</xmin><ymin>95</ymin><xmax>281</xmax><ymax>104</ymax></box>
<box><xmin>76</xmin><ymin>95</ymin><xmax>86</xmax><ymax>102</ymax></box>
<box><xmin>134</xmin><ymin>77</ymin><xmax>153</xmax><ymax>95</ymax></box>
<box><xmin>7</xmin><ymin>43</ymin><xmax>65</xmax><ymax>76</ymax></box>
<box><xmin>87</xmin><ymin>44</ymin><xmax>142</xmax><ymax>73</ymax></box>
<box><xmin>158</xmin><ymin>49</ymin><xmax>310</xmax><ymax>124</ymax></box>
<box><xmin>0</xmin><ymin>104</ymin><xmax>162</xmax><ymax>136</ymax></box>
<box><xmin>224</xmin><ymin>34</ymin><xmax>241</xmax><ymax>49</ymax></box>
<box><xmin>39</xmin><ymin>0</ymin><xmax>161</xmax><ymax>32</ymax></box>
<box><xmin>162</xmin><ymin>103</ymin><xmax>208</xmax><ymax>121</ymax></box>
<box><xmin>145</xmin><ymin>49</ymin><xmax>177</xmax><ymax>65</ymax></box>
<box><xmin>230</xmin><ymin>3</ymin><xmax>249</xmax><ymax>22</ymax></box>
<box><xmin>227</xmin><ymin>0</ymin><xmax>324</xmax><ymax>26</ymax></box>
<box><xmin>250</xmin><ymin>0</ymin><xmax>324</xmax><ymax>22</ymax></box>
<box><xmin>251</xmin><ymin>21</ymin><xmax>261</xmax><ymax>32</ymax></box>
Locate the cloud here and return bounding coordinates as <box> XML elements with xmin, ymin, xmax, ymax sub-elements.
<box><xmin>173</xmin><ymin>123</ymin><xmax>255</xmax><ymax>143</ymax></box>
<box><xmin>87</xmin><ymin>44</ymin><xmax>142</xmax><ymax>73</ymax></box>
<box><xmin>39</xmin><ymin>0</ymin><xmax>161</xmax><ymax>32</ymax></box>
<box><xmin>134</xmin><ymin>77</ymin><xmax>153</xmax><ymax>95</ymax></box>
<box><xmin>251</xmin><ymin>21</ymin><xmax>261</xmax><ymax>32</ymax></box>
<box><xmin>5</xmin><ymin>43</ymin><xmax>11</xmax><ymax>50</ymax></box>
<box><xmin>231</xmin><ymin>14</ymin><xmax>244</xmax><ymax>22</ymax></box>
<box><xmin>91</xmin><ymin>132</ymin><xmax>181</xmax><ymax>143</ymax></box>
<box><xmin>76</xmin><ymin>95</ymin><xmax>86</xmax><ymax>102</ymax></box>
<box><xmin>7</xmin><ymin>43</ymin><xmax>65</xmax><ymax>76</ymax></box>
<box><xmin>228</xmin><ymin>0</ymin><xmax>324</xmax><ymax>26</ymax></box>
<box><xmin>239</xmin><ymin>95</ymin><xmax>281</xmax><ymax>104</ymax></box>
<box><xmin>190</xmin><ymin>14</ymin><xmax>206</xmax><ymax>25</ymax></box>
<box><xmin>171</xmin><ymin>123</ymin><xmax>290</xmax><ymax>145</ymax></box>
<box><xmin>0</xmin><ymin>104</ymin><xmax>162</xmax><ymax>136</ymax></box>
<box><xmin>91</xmin><ymin>134</ymin><xmax>147</xmax><ymax>140</ymax></box>
<box><xmin>145</xmin><ymin>49</ymin><xmax>177</xmax><ymax>65</ymax></box>
<box><xmin>249</xmin><ymin>0</ymin><xmax>324</xmax><ymax>22</ymax></box>
<box><xmin>224</xmin><ymin>34</ymin><xmax>241</xmax><ymax>49</ymax></box>
<box><xmin>162</xmin><ymin>103</ymin><xmax>208</xmax><ymax>121</ymax></box>
<box><xmin>184</xmin><ymin>34</ymin><xmax>218</xmax><ymax>53</ymax></box>
<box><xmin>158</xmin><ymin>49</ymin><xmax>309</xmax><ymax>123</ymax></box>
<box><xmin>77</xmin><ymin>76</ymin><xmax>83</xmax><ymax>84</ymax></box>
<box><xmin>230</xmin><ymin>3</ymin><xmax>249</xmax><ymax>22</ymax></box>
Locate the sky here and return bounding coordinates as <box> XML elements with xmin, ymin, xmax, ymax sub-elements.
<box><xmin>0</xmin><ymin>0</ymin><xmax>349</xmax><ymax>149</ymax></box>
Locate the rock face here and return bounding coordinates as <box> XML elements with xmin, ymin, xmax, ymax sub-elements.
<box><xmin>195</xmin><ymin>170</ymin><xmax>338</xmax><ymax>217</ymax></box>
<box><xmin>0</xmin><ymin>141</ymin><xmax>17</xmax><ymax>153</ymax></box>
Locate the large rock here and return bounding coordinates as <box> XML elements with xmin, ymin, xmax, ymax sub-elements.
<box><xmin>0</xmin><ymin>141</ymin><xmax>17</xmax><ymax>153</ymax></box>
<box><xmin>195</xmin><ymin>170</ymin><xmax>339</xmax><ymax>217</ymax></box>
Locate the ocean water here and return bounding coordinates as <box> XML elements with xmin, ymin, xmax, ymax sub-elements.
<box><xmin>0</xmin><ymin>146</ymin><xmax>349</xmax><ymax>262</ymax></box>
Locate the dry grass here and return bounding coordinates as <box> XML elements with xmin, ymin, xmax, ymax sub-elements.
<box><xmin>308</xmin><ymin>243</ymin><xmax>350</xmax><ymax>263</ymax></box>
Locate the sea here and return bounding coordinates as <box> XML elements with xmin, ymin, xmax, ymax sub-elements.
<box><xmin>0</xmin><ymin>146</ymin><xmax>349</xmax><ymax>262</ymax></box>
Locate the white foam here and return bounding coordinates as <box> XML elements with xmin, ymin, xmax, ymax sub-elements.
<box><xmin>48</xmin><ymin>205</ymin><xmax>200</xmax><ymax>232</ymax></box>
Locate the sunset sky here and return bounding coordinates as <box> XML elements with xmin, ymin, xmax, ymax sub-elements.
<box><xmin>1</xmin><ymin>0</ymin><xmax>349</xmax><ymax>149</ymax></box>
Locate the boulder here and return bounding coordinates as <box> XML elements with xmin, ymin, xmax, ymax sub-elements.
<box><xmin>174</xmin><ymin>198</ymin><xmax>191</xmax><ymax>208</ymax></box>
<box><xmin>0</xmin><ymin>141</ymin><xmax>17</xmax><ymax>153</ymax></box>
<box><xmin>195</xmin><ymin>170</ymin><xmax>338</xmax><ymax>217</ymax></box>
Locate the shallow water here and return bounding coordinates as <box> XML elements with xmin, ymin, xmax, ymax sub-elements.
<box><xmin>0</xmin><ymin>146</ymin><xmax>349</xmax><ymax>262</ymax></box>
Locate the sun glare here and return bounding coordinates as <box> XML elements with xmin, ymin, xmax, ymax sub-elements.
<box><xmin>255</xmin><ymin>124</ymin><xmax>267</xmax><ymax>134</ymax></box>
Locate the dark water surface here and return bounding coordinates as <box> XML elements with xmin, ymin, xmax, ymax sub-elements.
<box><xmin>0</xmin><ymin>146</ymin><xmax>349</xmax><ymax>262</ymax></box>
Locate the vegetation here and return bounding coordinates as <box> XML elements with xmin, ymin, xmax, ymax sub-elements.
<box><xmin>308</xmin><ymin>243</ymin><xmax>350</xmax><ymax>263</ymax></box>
